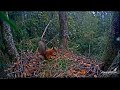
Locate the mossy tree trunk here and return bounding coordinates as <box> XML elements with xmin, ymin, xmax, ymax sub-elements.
<box><xmin>101</xmin><ymin>12</ymin><xmax>120</xmax><ymax>71</ymax></box>
<box><xmin>0</xmin><ymin>12</ymin><xmax>19</xmax><ymax>61</ymax></box>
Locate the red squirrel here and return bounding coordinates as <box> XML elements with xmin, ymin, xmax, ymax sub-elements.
<box><xmin>45</xmin><ymin>47</ymin><xmax>57</xmax><ymax>59</ymax></box>
<box><xmin>38</xmin><ymin>40</ymin><xmax>57</xmax><ymax>60</ymax></box>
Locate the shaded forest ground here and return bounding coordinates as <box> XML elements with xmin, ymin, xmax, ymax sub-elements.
<box><xmin>5</xmin><ymin>48</ymin><xmax>104</xmax><ymax>78</ymax></box>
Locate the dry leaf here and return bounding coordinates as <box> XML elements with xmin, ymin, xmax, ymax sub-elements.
<box><xmin>79</xmin><ymin>69</ymin><xmax>87</xmax><ymax>75</ymax></box>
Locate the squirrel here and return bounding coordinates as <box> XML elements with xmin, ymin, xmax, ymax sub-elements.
<box><xmin>45</xmin><ymin>47</ymin><xmax>57</xmax><ymax>59</ymax></box>
<box><xmin>38</xmin><ymin>40</ymin><xmax>46</xmax><ymax>58</ymax></box>
<box><xmin>38</xmin><ymin>40</ymin><xmax>57</xmax><ymax>60</ymax></box>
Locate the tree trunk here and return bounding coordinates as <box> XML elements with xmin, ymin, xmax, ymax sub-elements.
<box><xmin>0</xmin><ymin>12</ymin><xmax>19</xmax><ymax>61</ymax></box>
<box><xmin>58</xmin><ymin>11</ymin><xmax>68</xmax><ymax>49</ymax></box>
<box><xmin>101</xmin><ymin>12</ymin><xmax>120</xmax><ymax>71</ymax></box>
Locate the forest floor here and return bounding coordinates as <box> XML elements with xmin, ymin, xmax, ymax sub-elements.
<box><xmin>37</xmin><ymin>48</ymin><xmax>103</xmax><ymax>78</ymax></box>
<box><xmin>5</xmin><ymin>48</ymin><xmax>103</xmax><ymax>78</ymax></box>
<box><xmin>5</xmin><ymin>49</ymin><xmax>102</xmax><ymax>78</ymax></box>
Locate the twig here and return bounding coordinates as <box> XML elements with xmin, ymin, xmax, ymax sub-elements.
<box><xmin>46</xmin><ymin>33</ymin><xmax>59</xmax><ymax>46</ymax></box>
<box><xmin>41</xmin><ymin>20</ymin><xmax>52</xmax><ymax>40</ymax></box>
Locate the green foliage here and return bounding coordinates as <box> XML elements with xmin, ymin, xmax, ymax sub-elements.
<box><xmin>0</xmin><ymin>12</ymin><xmax>18</xmax><ymax>31</ymax></box>
<box><xmin>16</xmin><ymin>37</ymin><xmax>40</xmax><ymax>52</ymax></box>
<box><xmin>0</xmin><ymin>11</ymin><xmax>112</xmax><ymax>63</ymax></box>
<box><xmin>58</xmin><ymin>59</ymin><xmax>69</xmax><ymax>70</ymax></box>
<box><xmin>68</xmin><ymin>11</ymin><xmax>112</xmax><ymax>59</ymax></box>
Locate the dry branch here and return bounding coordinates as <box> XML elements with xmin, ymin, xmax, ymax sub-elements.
<box><xmin>41</xmin><ymin>20</ymin><xmax>52</xmax><ymax>40</ymax></box>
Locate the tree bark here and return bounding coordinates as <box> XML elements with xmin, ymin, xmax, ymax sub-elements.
<box><xmin>58</xmin><ymin>11</ymin><xmax>68</xmax><ymax>49</ymax></box>
<box><xmin>101</xmin><ymin>12</ymin><xmax>120</xmax><ymax>71</ymax></box>
<box><xmin>0</xmin><ymin>12</ymin><xmax>19</xmax><ymax>61</ymax></box>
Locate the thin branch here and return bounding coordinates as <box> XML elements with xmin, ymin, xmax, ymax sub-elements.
<box><xmin>41</xmin><ymin>19</ymin><xmax>52</xmax><ymax>40</ymax></box>
<box><xmin>46</xmin><ymin>33</ymin><xmax>59</xmax><ymax>46</ymax></box>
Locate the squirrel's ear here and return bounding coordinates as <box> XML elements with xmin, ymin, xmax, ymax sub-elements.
<box><xmin>51</xmin><ymin>47</ymin><xmax>54</xmax><ymax>49</ymax></box>
<box><xmin>53</xmin><ymin>47</ymin><xmax>57</xmax><ymax>50</ymax></box>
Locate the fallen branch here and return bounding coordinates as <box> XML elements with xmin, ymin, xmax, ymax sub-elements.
<box><xmin>41</xmin><ymin>19</ymin><xmax>52</xmax><ymax>40</ymax></box>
